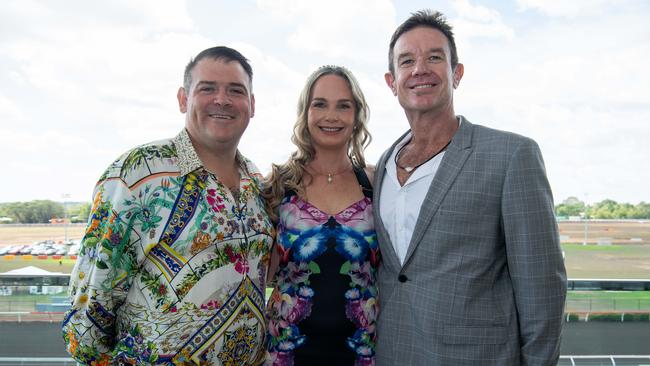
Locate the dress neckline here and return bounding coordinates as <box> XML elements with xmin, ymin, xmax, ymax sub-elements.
<box><xmin>297</xmin><ymin>195</ymin><xmax>370</xmax><ymax>218</ymax></box>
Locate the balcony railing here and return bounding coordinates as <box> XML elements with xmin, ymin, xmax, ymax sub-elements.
<box><xmin>1</xmin><ymin>355</ymin><xmax>650</xmax><ymax>366</ymax></box>
<box><xmin>558</xmin><ymin>355</ymin><xmax>650</xmax><ymax>366</ymax></box>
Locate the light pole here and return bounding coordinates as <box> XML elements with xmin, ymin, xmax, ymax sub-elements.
<box><xmin>62</xmin><ymin>193</ymin><xmax>70</xmax><ymax>242</ymax></box>
<box><xmin>582</xmin><ymin>194</ymin><xmax>589</xmax><ymax>246</ymax></box>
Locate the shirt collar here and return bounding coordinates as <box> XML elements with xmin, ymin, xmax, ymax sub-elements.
<box><xmin>173</xmin><ymin>128</ymin><xmax>203</xmax><ymax>176</ymax></box>
<box><xmin>387</xmin><ymin>117</ymin><xmax>461</xmax><ymax>185</ymax></box>
<box><xmin>172</xmin><ymin>128</ymin><xmax>250</xmax><ymax>177</ymax></box>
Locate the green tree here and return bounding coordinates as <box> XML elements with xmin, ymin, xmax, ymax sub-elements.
<box><xmin>4</xmin><ymin>200</ymin><xmax>64</xmax><ymax>223</ymax></box>
<box><xmin>555</xmin><ymin>196</ymin><xmax>585</xmax><ymax>217</ymax></box>
<box><xmin>591</xmin><ymin>199</ymin><xmax>618</xmax><ymax>219</ymax></box>
<box><xmin>72</xmin><ymin>202</ymin><xmax>92</xmax><ymax>223</ymax></box>
<box><xmin>635</xmin><ymin>202</ymin><xmax>650</xmax><ymax>219</ymax></box>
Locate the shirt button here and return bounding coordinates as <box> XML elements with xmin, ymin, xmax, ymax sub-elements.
<box><xmin>398</xmin><ymin>274</ymin><xmax>408</xmax><ymax>283</ymax></box>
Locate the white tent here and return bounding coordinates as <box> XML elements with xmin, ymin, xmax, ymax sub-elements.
<box><xmin>0</xmin><ymin>266</ymin><xmax>67</xmax><ymax>295</ymax></box>
<box><xmin>0</xmin><ymin>266</ymin><xmax>66</xmax><ymax>276</ymax></box>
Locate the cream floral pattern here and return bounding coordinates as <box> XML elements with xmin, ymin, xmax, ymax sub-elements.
<box><xmin>62</xmin><ymin>129</ymin><xmax>273</xmax><ymax>365</ymax></box>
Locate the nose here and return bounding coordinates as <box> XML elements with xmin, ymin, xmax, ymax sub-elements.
<box><xmin>325</xmin><ymin>108</ymin><xmax>340</xmax><ymax>122</ymax></box>
<box><xmin>412</xmin><ymin>56</ymin><xmax>431</xmax><ymax>76</ymax></box>
<box><xmin>213</xmin><ymin>89</ymin><xmax>232</xmax><ymax>106</ymax></box>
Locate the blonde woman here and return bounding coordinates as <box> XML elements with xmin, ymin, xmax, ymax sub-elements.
<box><xmin>264</xmin><ymin>65</ymin><xmax>378</xmax><ymax>366</ymax></box>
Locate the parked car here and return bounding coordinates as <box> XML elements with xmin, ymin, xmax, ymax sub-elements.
<box><xmin>7</xmin><ymin>245</ymin><xmax>27</xmax><ymax>255</ymax></box>
<box><xmin>19</xmin><ymin>245</ymin><xmax>34</xmax><ymax>255</ymax></box>
<box><xmin>68</xmin><ymin>244</ymin><xmax>81</xmax><ymax>256</ymax></box>
<box><xmin>29</xmin><ymin>244</ymin><xmax>45</xmax><ymax>255</ymax></box>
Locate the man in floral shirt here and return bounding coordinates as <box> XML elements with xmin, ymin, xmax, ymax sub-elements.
<box><xmin>62</xmin><ymin>46</ymin><xmax>273</xmax><ymax>365</ymax></box>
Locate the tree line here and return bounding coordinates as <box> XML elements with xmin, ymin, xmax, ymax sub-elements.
<box><xmin>0</xmin><ymin>201</ymin><xmax>91</xmax><ymax>224</ymax></box>
<box><xmin>555</xmin><ymin>197</ymin><xmax>650</xmax><ymax>219</ymax></box>
<box><xmin>1</xmin><ymin>197</ymin><xmax>649</xmax><ymax>223</ymax></box>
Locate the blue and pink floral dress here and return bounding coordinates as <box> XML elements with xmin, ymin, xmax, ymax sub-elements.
<box><xmin>265</xmin><ymin>168</ymin><xmax>379</xmax><ymax>366</ymax></box>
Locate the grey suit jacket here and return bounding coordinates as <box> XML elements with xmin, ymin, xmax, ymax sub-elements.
<box><xmin>374</xmin><ymin>117</ymin><xmax>567</xmax><ymax>365</ymax></box>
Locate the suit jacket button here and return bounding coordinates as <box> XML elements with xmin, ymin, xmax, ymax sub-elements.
<box><xmin>398</xmin><ymin>274</ymin><xmax>408</xmax><ymax>283</ymax></box>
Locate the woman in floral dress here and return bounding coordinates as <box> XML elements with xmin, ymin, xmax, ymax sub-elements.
<box><xmin>264</xmin><ymin>65</ymin><xmax>378</xmax><ymax>366</ymax></box>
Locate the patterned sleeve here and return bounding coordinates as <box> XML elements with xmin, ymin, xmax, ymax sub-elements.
<box><xmin>62</xmin><ymin>175</ymin><xmax>137</xmax><ymax>365</ymax></box>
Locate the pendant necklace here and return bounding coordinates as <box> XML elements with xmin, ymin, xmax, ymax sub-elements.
<box><xmin>310</xmin><ymin>163</ymin><xmax>352</xmax><ymax>184</ymax></box>
<box><xmin>395</xmin><ymin>139</ymin><xmax>451</xmax><ymax>173</ymax></box>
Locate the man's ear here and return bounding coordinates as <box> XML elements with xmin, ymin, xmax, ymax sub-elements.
<box><xmin>250</xmin><ymin>94</ymin><xmax>255</xmax><ymax>118</ymax></box>
<box><xmin>385</xmin><ymin>72</ymin><xmax>397</xmax><ymax>96</ymax></box>
<box><xmin>177</xmin><ymin>87</ymin><xmax>187</xmax><ymax>113</ymax></box>
<box><xmin>453</xmin><ymin>63</ymin><xmax>464</xmax><ymax>89</ymax></box>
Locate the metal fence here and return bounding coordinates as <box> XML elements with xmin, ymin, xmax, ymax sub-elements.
<box><xmin>0</xmin><ymin>358</ymin><xmax>75</xmax><ymax>366</ymax></box>
<box><xmin>566</xmin><ymin>297</ymin><xmax>650</xmax><ymax>312</ymax></box>
<box><xmin>3</xmin><ymin>290</ymin><xmax>649</xmax><ymax>316</ymax></box>
<box><xmin>1</xmin><ymin>355</ymin><xmax>649</xmax><ymax>366</ymax></box>
<box><xmin>559</xmin><ymin>355</ymin><xmax>650</xmax><ymax>366</ymax></box>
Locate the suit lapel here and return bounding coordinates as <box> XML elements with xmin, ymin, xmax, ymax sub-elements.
<box><xmin>373</xmin><ymin>131</ymin><xmax>410</xmax><ymax>271</ymax></box>
<box><xmin>402</xmin><ymin>117</ymin><xmax>474</xmax><ymax>266</ymax></box>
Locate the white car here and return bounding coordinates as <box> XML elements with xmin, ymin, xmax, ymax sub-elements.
<box><xmin>68</xmin><ymin>244</ymin><xmax>81</xmax><ymax>256</ymax></box>
<box><xmin>7</xmin><ymin>245</ymin><xmax>27</xmax><ymax>255</ymax></box>
<box><xmin>19</xmin><ymin>245</ymin><xmax>34</xmax><ymax>255</ymax></box>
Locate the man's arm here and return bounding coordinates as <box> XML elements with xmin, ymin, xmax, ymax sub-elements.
<box><xmin>62</xmin><ymin>182</ymin><xmax>136</xmax><ymax>365</ymax></box>
<box><xmin>501</xmin><ymin>138</ymin><xmax>567</xmax><ymax>365</ymax></box>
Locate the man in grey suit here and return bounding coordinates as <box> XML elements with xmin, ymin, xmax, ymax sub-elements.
<box><xmin>374</xmin><ymin>10</ymin><xmax>567</xmax><ymax>365</ymax></box>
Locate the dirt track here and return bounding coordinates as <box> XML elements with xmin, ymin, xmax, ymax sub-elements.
<box><xmin>0</xmin><ymin>224</ymin><xmax>85</xmax><ymax>246</ymax></box>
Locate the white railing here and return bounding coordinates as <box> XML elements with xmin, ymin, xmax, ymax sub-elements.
<box><xmin>1</xmin><ymin>355</ymin><xmax>649</xmax><ymax>366</ymax></box>
<box><xmin>559</xmin><ymin>355</ymin><xmax>650</xmax><ymax>366</ymax></box>
<box><xmin>0</xmin><ymin>357</ymin><xmax>75</xmax><ymax>365</ymax></box>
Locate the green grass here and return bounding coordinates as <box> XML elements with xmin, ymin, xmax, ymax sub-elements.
<box><xmin>562</xmin><ymin>243</ymin><xmax>646</xmax><ymax>252</ymax></box>
<box><xmin>561</xmin><ymin>243</ymin><xmax>650</xmax><ymax>279</ymax></box>
<box><xmin>0</xmin><ymin>257</ymin><xmax>76</xmax><ymax>273</ymax></box>
<box><xmin>568</xmin><ymin>291</ymin><xmax>650</xmax><ymax>299</ymax></box>
<box><xmin>566</xmin><ymin>291</ymin><xmax>650</xmax><ymax>312</ymax></box>
<box><xmin>0</xmin><ymin>293</ymin><xmax>67</xmax><ymax>312</ymax></box>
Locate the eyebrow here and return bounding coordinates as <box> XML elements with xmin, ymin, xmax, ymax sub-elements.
<box><xmin>396</xmin><ymin>47</ymin><xmax>446</xmax><ymax>60</ymax></box>
<box><xmin>195</xmin><ymin>80</ymin><xmax>215</xmax><ymax>87</ymax></box>
<box><xmin>312</xmin><ymin>97</ymin><xmax>353</xmax><ymax>102</ymax></box>
<box><xmin>195</xmin><ymin>80</ymin><xmax>249</xmax><ymax>91</ymax></box>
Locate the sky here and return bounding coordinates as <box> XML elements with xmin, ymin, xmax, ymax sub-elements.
<box><xmin>0</xmin><ymin>0</ymin><xmax>649</xmax><ymax>205</ymax></box>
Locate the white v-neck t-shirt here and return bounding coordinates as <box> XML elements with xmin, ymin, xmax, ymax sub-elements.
<box><xmin>379</xmin><ymin>128</ymin><xmax>455</xmax><ymax>265</ymax></box>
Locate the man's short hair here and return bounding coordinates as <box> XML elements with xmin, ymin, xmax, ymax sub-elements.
<box><xmin>183</xmin><ymin>46</ymin><xmax>253</xmax><ymax>91</ymax></box>
<box><xmin>388</xmin><ymin>9</ymin><xmax>458</xmax><ymax>75</ymax></box>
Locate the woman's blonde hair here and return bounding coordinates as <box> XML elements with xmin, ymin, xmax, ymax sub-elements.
<box><xmin>263</xmin><ymin>65</ymin><xmax>371</xmax><ymax>223</ymax></box>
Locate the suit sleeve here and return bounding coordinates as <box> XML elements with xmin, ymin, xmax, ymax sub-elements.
<box><xmin>62</xmin><ymin>178</ymin><xmax>137</xmax><ymax>365</ymax></box>
<box><xmin>501</xmin><ymin>138</ymin><xmax>567</xmax><ymax>365</ymax></box>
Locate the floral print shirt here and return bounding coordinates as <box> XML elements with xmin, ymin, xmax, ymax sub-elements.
<box><xmin>62</xmin><ymin>129</ymin><xmax>273</xmax><ymax>366</ymax></box>
<box><xmin>265</xmin><ymin>182</ymin><xmax>379</xmax><ymax>366</ymax></box>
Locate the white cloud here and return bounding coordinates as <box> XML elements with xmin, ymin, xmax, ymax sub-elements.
<box><xmin>452</xmin><ymin>0</ymin><xmax>515</xmax><ymax>41</ymax></box>
<box><xmin>515</xmin><ymin>0</ymin><xmax>618</xmax><ymax>17</ymax></box>
<box><xmin>0</xmin><ymin>94</ymin><xmax>23</xmax><ymax>121</ymax></box>
<box><xmin>453</xmin><ymin>0</ymin><xmax>504</xmax><ymax>22</ymax></box>
<box><xmin>257</xmin><ymin>0</ymin><xmax>396</xmax><ymax>63</ymax></box>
